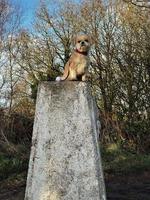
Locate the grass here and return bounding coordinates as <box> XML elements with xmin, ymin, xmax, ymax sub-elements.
<box><xmin>0</xmin><ymin>142</ymin><xmax>29</xmax><ymax>190</ymax></box>
<box><xmin>0</xmin><ymin>172</ymin><xmax>27</xmax><ymax>191</ymax></box>
<box><xmin>101</xmin><ymin>143</ymin><xmax>150</xmax><ymax>175</ymax></box>
<box><xmin>0</xmin><ymin>154</ymin><xmax>28</xmax><ymax>181</ymax></box>
<box><xmin>0</xmin><ymin>152</ymin><xmax>28</xmax><ymax>193</ymax></box>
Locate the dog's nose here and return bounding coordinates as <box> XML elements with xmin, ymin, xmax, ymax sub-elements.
<box><xmin>81</xmin><ymin>41</ymin><xmax>85</xmax><ymax>45</ymax></box>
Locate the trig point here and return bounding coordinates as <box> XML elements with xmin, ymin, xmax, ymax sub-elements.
<box><xmin>25</xmin><ymin>81</ymin><xmax>106</xmax><ymax>200</ymax></box>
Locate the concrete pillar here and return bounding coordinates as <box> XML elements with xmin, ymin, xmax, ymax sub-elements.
<box><xmin>25</xmin><ymin>82</ymin><xmax>106</xmax><ymax>200</ymax></box>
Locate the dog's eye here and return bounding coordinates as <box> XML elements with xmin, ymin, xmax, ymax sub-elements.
<box><xmin>85</xmin><ymin>39</ymin><xmax>88</xmax><ymax>42</ymax></box>
<box><xmin>78</xmin><ymin>40</ymin><xmax>81</xmax><ymax>43</ymax></box>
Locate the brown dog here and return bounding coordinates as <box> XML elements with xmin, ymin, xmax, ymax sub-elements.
<box><xmin>56</xmin><ymin>34</ymin><xmax>91</xmax><ymax>81</ymax></box>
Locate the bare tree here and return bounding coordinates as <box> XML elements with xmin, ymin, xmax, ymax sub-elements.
<box><xmin>123</xmin><ymin>0</ymin><xmax>150</xmax><ymax>8</ymax></box>
<box><xmin>0</xmin><ymin>0</ymin><xmax>22</xmax><ymax>110</ymax></box>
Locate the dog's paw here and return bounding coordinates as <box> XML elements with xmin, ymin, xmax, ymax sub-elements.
<box><xmin>56</xmin><ymin>76</ymin><xmax>61</xmax><ymax>81</ymax></box>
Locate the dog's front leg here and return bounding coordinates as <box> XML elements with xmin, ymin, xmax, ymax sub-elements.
<box><xmin>67</xmin><ymin>69</ymin><xmax>77</xmax><ymax>81</ymax></box>
<box><xmin>82</xmin><ymin>72</ymin><xmax>91</xmax><ymax>81</ymax></box>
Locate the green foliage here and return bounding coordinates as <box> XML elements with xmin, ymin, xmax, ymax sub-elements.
<box><xmin>0</xmin><ymin>110</ymin><xmax>32</xmax><ymax>182</ymax></box>
<box><xmin>101</xmin><ymin>143</ymin><xmax>150</xmax><ymax>175</ymax></box>
<box><xmin>0</xmin><ymin>154</ymin><xmax>28</xmax><ymax>181</ymax></box>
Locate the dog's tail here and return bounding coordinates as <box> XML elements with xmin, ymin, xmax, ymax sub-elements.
<box><xmin>56</xmin><ymin>63</ymin><xmax>69</xmax><ymax>81</ymax></box>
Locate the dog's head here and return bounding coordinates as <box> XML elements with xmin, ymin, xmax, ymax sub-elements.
<box><xmin>75</xmin><ymin>34</ymin><xmax>91</xmax><ymax>53</ymax></box>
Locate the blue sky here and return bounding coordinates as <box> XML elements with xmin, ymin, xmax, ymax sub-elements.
<box><xmin>11</xmin><ymin>0</ymin><xmax>40</xmax><ymax>28</ymax></box>
<box><xmin>11</xmin><ymin>0</ymin><xmax>81</xmax><ymax>29</ymax></box>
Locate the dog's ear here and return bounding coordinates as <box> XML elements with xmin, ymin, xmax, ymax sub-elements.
<box><xmin>71</xmin><ymin>34</ymin><xmax>78</xmax><ymax>46</ymax></box>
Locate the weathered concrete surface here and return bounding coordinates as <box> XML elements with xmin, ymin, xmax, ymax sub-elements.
<box><xmin>25</xmin><ymin>81</ymin><xmax>106</xmax><ymax>200</ymax></box>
